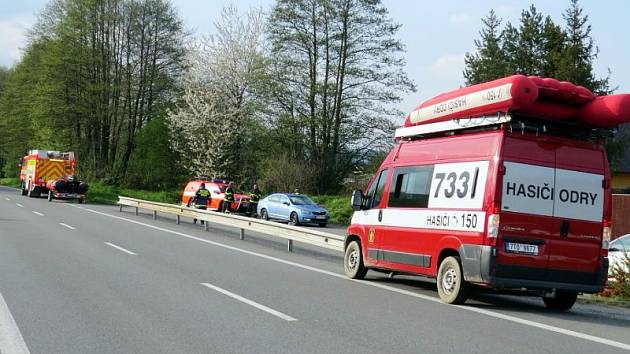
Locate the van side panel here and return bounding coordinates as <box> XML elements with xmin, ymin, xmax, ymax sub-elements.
<box><xmin>374</xmin><ymin>131</ymin><xmax>502</xmax><ymax>277</ymax></box>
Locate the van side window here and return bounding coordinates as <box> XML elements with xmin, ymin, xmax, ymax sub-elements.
<box><xmin>388</xmin><ymin>165</ymin><xmax>434</xmax><ymax>208</ymax></box>
<box><xmin>366</xmin><ymin>169</ymin><xmax>389</xmax><ymax>209</ymax></box>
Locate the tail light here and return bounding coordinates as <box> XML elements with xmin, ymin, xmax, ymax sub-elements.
<box><xmin>486</xmin><ymin>201</ymin><xmax>501</xmax><ymax>246</ymax></box>
<box><xmin>602</xmin><ymin>217</ymin><xmax>612</xmax><ymax>256</ymax></box>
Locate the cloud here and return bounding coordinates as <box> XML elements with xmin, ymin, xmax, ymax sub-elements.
<box><xmin>430</xmin><ymin>54</ymin><xmax>466</xmax><ymax>81</ymax></box>
<box><xmin>449</xmin><ymin>12</ymin><xmax>472</xmax><ymax>24</ymax></box>
<box><xmin>0</xmin><ymin>17</ymin><xmax>33</xmax><ymax>67</ymax></box>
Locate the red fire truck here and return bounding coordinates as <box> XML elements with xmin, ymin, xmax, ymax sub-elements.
<box><xmin>19</xmin><ymin>150</ymin><xmax>76</xmax><ymax>197</ymax></box>
<box><xmin>345</xmin><ymin>75</ymin><xmax>630</xmax><ymax>310</ymax></box>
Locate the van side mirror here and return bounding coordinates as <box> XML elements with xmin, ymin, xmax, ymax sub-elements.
<box><xmin>351</xmin><ymin>190</ymin><xmax>364</xmax><ymax>211</ymax></box>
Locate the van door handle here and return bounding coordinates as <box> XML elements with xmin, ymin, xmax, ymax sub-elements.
<box><xmin>560</xmin><ymin>221</ymin><xmax>570</xmax><ymax>237</ymax></box>
<box><xmin>378</xmin><ymin>209</ymin><xmax>383</xmax><ymax>222</ymax></box>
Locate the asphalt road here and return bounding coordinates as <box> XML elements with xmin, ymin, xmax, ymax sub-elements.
<box><xmin>1</xmin><ymin>185</ymin><xmax>629</xmax><ymax>354</ymax></box>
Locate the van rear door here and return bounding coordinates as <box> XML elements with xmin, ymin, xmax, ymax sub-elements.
<box><xmin>499</xmin><ymin>138</ymin><xmax>555</xmax><ymax>280</ymax></box>
<box><xmin>500</xmin><ymin>136</ymin><xmax>605</xmax><ymax>283</ymax></box>
<box><xmin>549</xmin><ymin>145</ymin><xmax>604</xmax><ymax>280</ymax></box>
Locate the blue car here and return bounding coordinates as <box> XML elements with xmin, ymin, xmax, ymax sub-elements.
<box><xmin>257</xmin><ymin>193</ymin><xmax>329</xmax><ymax>227</ymax></box>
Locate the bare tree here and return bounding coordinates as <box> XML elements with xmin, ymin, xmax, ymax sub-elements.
<box><xmin>267</xmin><ymin>0</ymin><xmax>415</xmax><ymax>193</ymax></box>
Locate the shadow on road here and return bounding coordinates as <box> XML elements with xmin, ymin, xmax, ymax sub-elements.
<box><xmin>367</xmin><ymin>273</ymin><xmax>630</xmax><ymax>330</ymax></box>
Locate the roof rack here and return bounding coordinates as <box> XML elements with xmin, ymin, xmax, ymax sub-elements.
<box><xmin>394</xmin><ymin>112</ymin><xmax>615</xmax><ymax>142</ymax></box>
<box><xmin>394</xmin><ymin>114</ymin><xmax>511</xmax><ymax>140</ymax></box>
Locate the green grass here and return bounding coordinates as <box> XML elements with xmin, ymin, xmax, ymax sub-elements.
<box><xmin>87</xmin><ymin>182</ymin><xmax>181</xmax><ymax>205</ymax></box>
<box><xmin>0</xmin><ymin>177</ymin><xmax>20</xmax><ymax>187</ymax></box>
<box><xmin>311</xmin><ymin>195</ymin><xmax>352</xmax><ymax>225</ymax></box>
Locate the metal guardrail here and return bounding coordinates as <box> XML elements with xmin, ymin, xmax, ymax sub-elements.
<box><xmin>117</xmin><ymin>196</ymin><xmax>345</xmax><ymax>252</ymax></box>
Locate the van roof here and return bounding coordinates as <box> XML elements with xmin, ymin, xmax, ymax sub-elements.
<box><xmin>395</xmin><ymin>114</ymin><xmax>614</xmax><ymax>144</ymax></box>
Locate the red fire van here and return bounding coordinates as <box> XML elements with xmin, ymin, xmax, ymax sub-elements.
<box><xmin>344</xmin><ymin>76</ymin><xmax>623</xmax><ymax>310</ymax></box>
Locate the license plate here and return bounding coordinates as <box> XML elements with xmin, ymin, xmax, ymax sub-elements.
<box><xmin>505</xmin><ymin>242</ymin><xmax>539</xmax><ymax>255</ymax></box>
<box><xmin>316</xmin><ymin>215</ymin><xmax>326</xmax><ymax>220</ymax></box>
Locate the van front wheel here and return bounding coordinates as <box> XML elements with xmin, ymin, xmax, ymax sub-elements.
<box><xmin>437</xmin><ymin>256</ymin><xmax>470</xmax><ymax>304</ymax></box>
<box><xmin>344</xmin><ymin>241</ymin><xmax>367</xmax><ymax>279</ymax></box>
<box><xmin>542</xmin><ymin>291</ymin><xmax>577</xmax><ymax>311</ymax></box>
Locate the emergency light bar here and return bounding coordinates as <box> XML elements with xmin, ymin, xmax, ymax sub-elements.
<box><xmin>394</xmin><ymin>115</ymin><xmax>512</xmax><ymax>139</ymax></box>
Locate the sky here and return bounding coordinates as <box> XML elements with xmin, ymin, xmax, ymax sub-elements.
<box><xmin>1</xmin><ymin>0</ymin><xmax>628</xmax><ymax>116</ymax></box>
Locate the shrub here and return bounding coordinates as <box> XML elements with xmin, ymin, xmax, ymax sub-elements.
<box><xmin>601</xmin><ymin>253</ymin><xmax>630</xmax><ymax>299</ymax></box>
<box><xmin>311</xmin><ymin>195</ymin><xmax>353</xmax><ymax>224</ymax></box>
<box><xmin>259</xmin><ymin>153</ymin><xmax>316</xmax><ymax>193</ymax></box>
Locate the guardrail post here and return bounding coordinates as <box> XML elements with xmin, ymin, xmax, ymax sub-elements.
<box><xmin>135</xmin><ymin>207</ymin><xmax>138</xmax><ymax>216</ymax></box>
<box><xmin>287</xmin><ymin>239</ymin><xmax>293</xmax><ymax>252</ymax></box>
<box><xmin>176</xmin><ymin>215</ymin><xmax>180</xmax><ymax>225</ymax></box>
<box><xmin>153</xmin><ymin>210</ymin><xmax>157</xmax><ymax>220</ymax></box>
<box><xmin>239</xmin><ymin>228</ymin><xmax>245</xmax><ymax>240</ymax></box>
<box><xmin>119</xmin><ymin>205</ymin><xmax>123</xmax><ymax>212</ymax></box>
<box><xmin>204</xmin><ymin>221</ymin><xmax>208</xmax><ymax>231</ymax></box>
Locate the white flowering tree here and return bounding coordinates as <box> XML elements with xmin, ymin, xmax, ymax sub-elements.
<box><xmin>168</xmin><ymin>5</ymin><xmax>267</xmax><ymax>180</ymax></box>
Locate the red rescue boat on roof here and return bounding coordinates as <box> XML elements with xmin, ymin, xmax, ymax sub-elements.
<box><xmin>404</xmin><ymin>75</ymin><xmax>630</xmax><ymax>128</ymax></box>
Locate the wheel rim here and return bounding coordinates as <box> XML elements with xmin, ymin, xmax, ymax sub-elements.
<box><xmin>347</xmin><ymin>248</ymin><xmax>359</xmax><ymax>271</ymax></box>
<box><xmin>262</xmin><ymin>210</ymin><xmax>267</xmax><ymax>219</ymax></box>
<box><xmin>442</xmin><ymin>268</ymin><xmax>457</xmax><ymax>295</ymax></box>
<box><xmin>291</xmin><ymin>213</ymin><xmax>297</xmax><ymax>224</ymax></box>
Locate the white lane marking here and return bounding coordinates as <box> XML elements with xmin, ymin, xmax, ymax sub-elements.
<box><xmin>104</xmin><ymin>242</ymin><xmax>137</xmax><ymax>256</ymax></box>
<box><xmin>4</xmin><ymin>197</ymin><xmax>10</xmax><ymax>201</ymax></box>
<box><xmin>201</xmin><ymin>283</ymin><xmax>297</xmax><ymax>321</ymax></box>
<box><xmin>0</xmin><ymin>292</ymin><xmax>31</xmax><ymax>354</ymax></box>
<box><xmin>31</xmin><ymin>211</ymin><xmax>44</xmax><ymax>216</ymax></box>
<box><xmin>81</xmin><ymin>207</ymin><xmax>630</xmax><ymax>351</ymax></box>
<box><xmin>58</xmin><ymin>223</ymin><xmax>75</xmax><ymax>230</ymax></box>
<box><xmin>15</xmin><ymin>203</ymin><xmax>24</xmax><ymax>208</ymax></box>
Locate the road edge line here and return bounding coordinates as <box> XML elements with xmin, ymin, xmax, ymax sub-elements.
<box><xmin>0</xmin><ymin>293</ymin><xmax>30</xmax><ymax>354</ymax></box>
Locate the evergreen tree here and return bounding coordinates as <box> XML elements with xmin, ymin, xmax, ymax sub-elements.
<box><xmin>503</xmin><ymin>5</ymin><xmax>546</xmax><ymax>76</ymax></box>
<box><xmin>558</xmin><ymin>0</ymin><xmax>611</xmax><ymax>93</ymax></box>
<box><xmin>541</xmin><ymin>17</ymin><xmax>567</xmax><ymax>77</ymax></box>
<box><xmin>463</xmin><ymin>10</ymin><xmax>508</xmax><ymax>85</ymax></box>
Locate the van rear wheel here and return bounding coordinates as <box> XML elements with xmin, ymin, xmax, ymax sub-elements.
<box><xmin>542</xmin><ymin>291</ymin><xmax>577</xmax><ymax>311</ymax></box>
<box><xmin>344</xmin><ymin>240</ymin><xmax>367</xmax><ymax>279</ymax></box>
<box><xmin>437</xmin><ymin>256</ymin><xmax>470</xmax><ymax>304</ymax></box>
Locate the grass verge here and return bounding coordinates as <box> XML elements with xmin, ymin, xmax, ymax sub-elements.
<box><xmin>0</xmin><ymin>177</ymin><xmax>20</xmax><ymax>187</ymax></box>
<box><xmin>87</xmin><ymin>182</ymin><xmax>181</xmax><ymax>205</ymax></box>
<box><xmin>578</xmin><ymin>294</ymin><xmax>630</xmax><ymax>308</ymax></box>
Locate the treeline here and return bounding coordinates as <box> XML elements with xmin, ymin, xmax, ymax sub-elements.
<box><xmin>0</xmin><ymin>0</ymin><xmax>186</xmax><ymax>188</ymax></box>
<box><xmin>0</xmin><ymin>0</ymin><xmax>621</xmax><ymax>193</ymax></box>
<box><xmin>0</xmin><ymin>0</ymin><xmax>413</xmax><ymax>194</ymax></box>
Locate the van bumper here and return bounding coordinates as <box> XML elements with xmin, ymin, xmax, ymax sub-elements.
<box><xmin>459</xmin><ymin>245</ymin><xmax>608</xmax><ymax>293</ymax></box>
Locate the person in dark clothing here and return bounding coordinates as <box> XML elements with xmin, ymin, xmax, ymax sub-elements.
<box><xmin>221</xmin><ymin>182</ymin><xmax>235</xmax><ymax>213</ymax></box>
<box><xmin>248</xmin><ymin>184</ymin><xmax>261</xmax><ymax>217</ymax></box>
<box><xmin>192</xmin><ymin>183</ymin><xmax>211</xmax><ymax>225</ymax></box>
